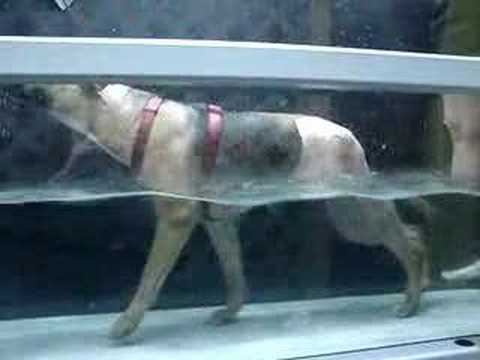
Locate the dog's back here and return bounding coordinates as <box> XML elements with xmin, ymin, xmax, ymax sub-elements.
<box><xmin>214</xmin><ymin>111</ymin><xmax>303</xmax><ymax>177</ymax></box>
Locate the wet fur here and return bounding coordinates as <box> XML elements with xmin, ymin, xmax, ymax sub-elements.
<box><xmin>32</xmin><ymin>84</ymin><xmax>430</xmax><ymax>339</ymax></box>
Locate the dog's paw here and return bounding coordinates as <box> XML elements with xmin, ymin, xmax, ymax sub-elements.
<box><xmin>109</xmin><ymin>313</ymin><xmax>141</xmax><ymax>339</ymax></box>
<box><xmin>207</xmin><ymin>308</ymin><xmax>238</xmax><ymax>326</ymax></box>
<box><xmin>393</xmin><ymin>301</ymin><xmax>418</xmax><ymax>318</ymax></box>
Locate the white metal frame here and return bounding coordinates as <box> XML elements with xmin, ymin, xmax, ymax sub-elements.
<box><xmin>1</xmin><ymin>36</ymin><xmax>480</xmax><ymax>94</ymax></box>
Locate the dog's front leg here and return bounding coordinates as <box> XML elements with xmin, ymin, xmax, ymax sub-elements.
<box><xmin>110</xmin><ymin>199</ymin><xmax>198</xmax><ymax>339</ymax></box>
<box><xmin>49</xmin><ymin>139</ymin><xmax>96</xmax><ymax>182</ymax></box>
<box><xmin>204</xmin><ymin>217</ymin><xmax>247</xmax><ymax>325</ymax></box>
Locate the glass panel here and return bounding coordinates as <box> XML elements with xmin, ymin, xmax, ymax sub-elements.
<box><xmin>2</xmin><ymin>80</ymin><xmax>479</xmax><ymax>357</ymax></box>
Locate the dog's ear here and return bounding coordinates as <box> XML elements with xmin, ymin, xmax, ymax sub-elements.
<box><xmin>78</xmin><ymin>84</ymin><xmax>105</xmax><ymax>104</ymax></box>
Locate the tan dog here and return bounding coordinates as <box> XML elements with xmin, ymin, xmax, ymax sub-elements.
<box><xmin>30</xmin><ymin>84</ymin><xmax>429</xmax><ymax>339</ymax></box>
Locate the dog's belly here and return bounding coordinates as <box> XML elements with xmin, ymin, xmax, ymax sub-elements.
<box><xmin>202</xmin><ymin>203</ymin><xmax>250</xmax><ymax>221</ymax></box>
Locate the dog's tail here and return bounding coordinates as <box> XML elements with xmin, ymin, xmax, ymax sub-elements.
<box><xmin>442</xmin><ymin>259</ymin><xmax>480</xmax><ymax>282</ymax></box>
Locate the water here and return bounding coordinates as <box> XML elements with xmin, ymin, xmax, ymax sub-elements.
<box><xmin>1</xmin><ymin>170</ymin><xmax>479</xmax><ymax>206</ymax></box>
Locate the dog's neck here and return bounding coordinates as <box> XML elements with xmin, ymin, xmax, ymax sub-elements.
<box><xmin>45</xmin><ymin>84</ymin><xmax>151</xmax><ymax>167</ymax></box>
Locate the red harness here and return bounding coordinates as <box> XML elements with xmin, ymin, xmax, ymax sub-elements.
<box><xmin>131</xmin><ymin>96</ymin><xmax>164</xmax><ymax>176</ymax></box>
<box><xmin>202</xmin><ymin>104</ymin><xmax>225</xmax><ymax>174</ymax></box>
<box><xmin>131</xmin><ymin>97</ymin><xmax>225</xmax><ymax>176</ymax></box>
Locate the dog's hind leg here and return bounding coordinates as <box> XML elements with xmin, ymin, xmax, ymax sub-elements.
<box><xmin>327</xmin><ymin>198</ymin><xmax>427</xmax><ymax>318</ymax></box>
<box><xmin>303</xmin><ymin>121</ymin><xmax>428</xmax><ymax>317</ymax></box>
<box><xmin>398</xmin><ymin>197</ymin><xmax>433</xmax><ymax>290</ymax></box>
<box><xmin>385</xmin><ymin>223</ymin><xmax>426</xmax><ymax>317</ymax></box>
<box><xmin>110</xmin><ymin>199</ymin><xmax>198</xmax><ymax>339</ymax></box>
<box><xmin>204</xmin><ymin>218</ymin><xmax>247</xmax><ymax>325</ymax></box>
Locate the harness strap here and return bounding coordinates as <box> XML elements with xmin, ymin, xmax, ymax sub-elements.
<box><xmin>131</xmin><ymin>99</ymin><xmax>225</xmax><ymax>178</ymax></box>
<box><xmin>131</xmin><ymin>96</ymin><xmax>164</xmax><ymax>176</ymax></box>
<box><xmin>203</xmin><ymin>104</ymin><xmax>225</xmax><ymax>174</ymax></box>
<box><xmin>201</xmin><ymin>104</ymin><xmax>228</xmax><ymax>221</ymax></box>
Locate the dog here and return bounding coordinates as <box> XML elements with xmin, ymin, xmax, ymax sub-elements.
<box><xmin>28</xmin><ymin>83</ymin><xmax>430</xmax><ymax>339</ymax></box>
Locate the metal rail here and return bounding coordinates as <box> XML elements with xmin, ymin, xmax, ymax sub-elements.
<box><xmin>1</xmin><ymin>36</ymin><xmax>480</xmax><ymax>94</ymax></box>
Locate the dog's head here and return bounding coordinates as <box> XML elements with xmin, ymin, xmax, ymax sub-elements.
<box><xmin>24</xmin><ymin>84</ymin><xmax>98</xmax><ymax>136</ymax></box>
